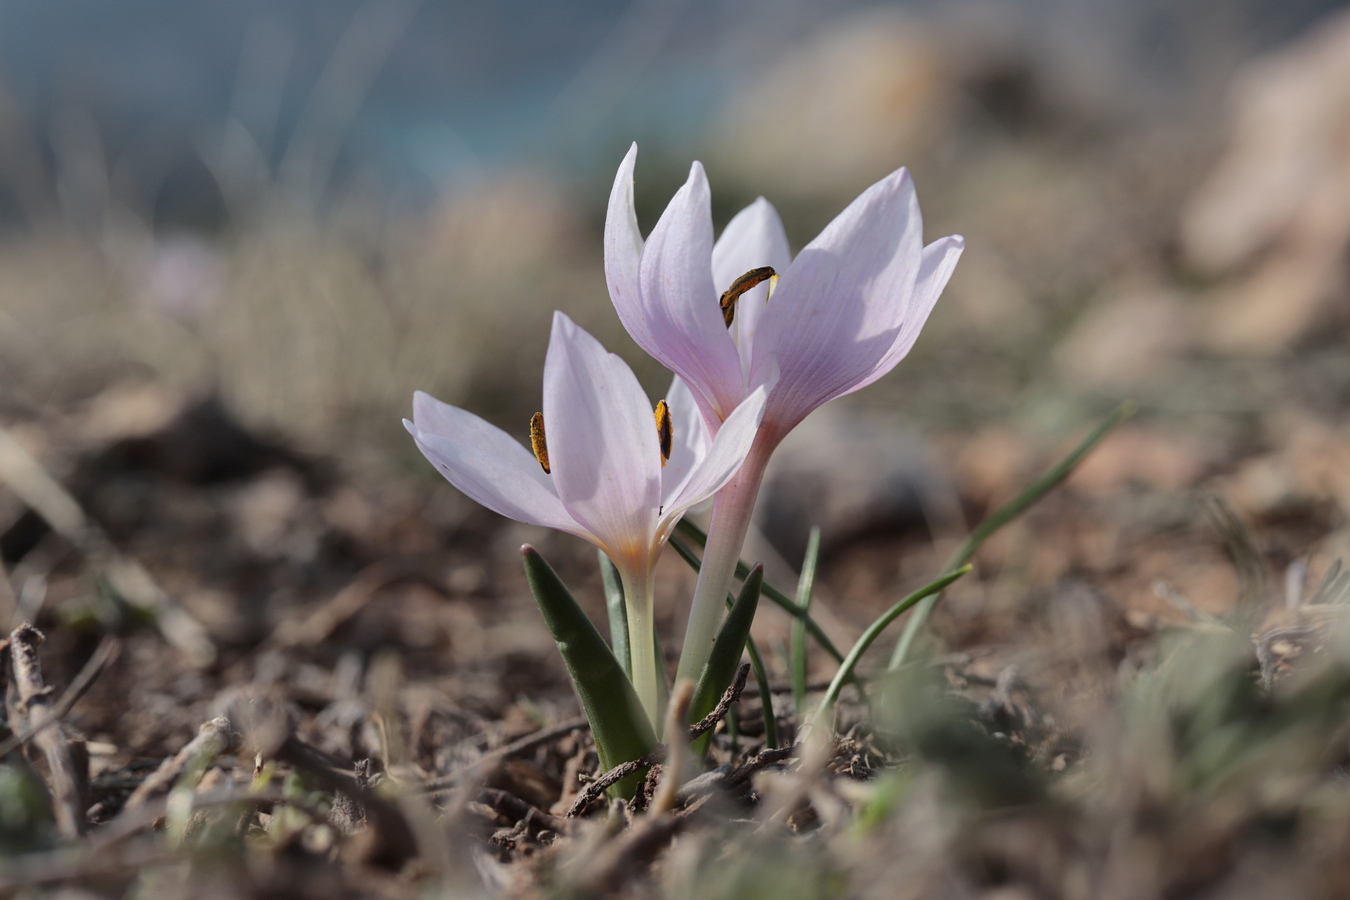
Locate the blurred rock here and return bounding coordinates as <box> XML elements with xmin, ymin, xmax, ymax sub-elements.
<box><xmin>1053</xmin><ymin>285</ymin><xmax>1195</xmax><ymax>389</ymax></box>
<box><xmin>223</xmin><ymin>469</ymin><xmax>319</xmax><ymax>563</ymax></box>
<box><xmin>1179</xmin><ymin>9</ymin><xmax>1350</xmax><ymax>354</ymax></box>
<box><xmin>709</xmin><ymin>6</ymin><xmax>1111</xmax><ymax>206</ymax></box>
<box><xmin>1066</xmin><ymin>426</ymin><xmax>1212</xmax><ymax>493</ymax></box>
<box><xmin>1221</xmin><ymin>411</ymin><xmax>1350</xmax><ymax>520</ymax></box>
<box><xmin>948</xmin><ymin>426</ymin><xmax>1034</xmax><ymax>510</ymax></box>
<box><xmin>72</xmin><ymin>381</ymin><xmax>181</xmax><ymax>446</ymax></box>
<box><xmin>710</xmin><ymin>10</ymin><xmax>953</xmax><ymax>201</ymax></box>
<box><xmin>80</xmin><ymin>394</ymin><xmax>316</xmax><ymax>487</ymax></box>
<box><xmin>756</xmin><ymin>405</ymin><xmax>942</xmax><ymax>564</ymax></box>
<box><xmin>1053</xmin><ymin>287</ymin><xmax>1193</xmax><ymax>388</ymax></box>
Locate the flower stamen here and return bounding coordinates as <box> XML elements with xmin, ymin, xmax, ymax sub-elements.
<box><xmin>529</xmin><ymin>412</ymin><xmax>551</xmax><ymax>474</ymax></box>
<box><xmin>719</xmin><ymin>266</ymin><xmax>776</xmax><ymax>327</ymax></box>
<box><xmin>654</xmin><ymin>399</ymin><xmax>673</xmax><ymax>466</ymax></box>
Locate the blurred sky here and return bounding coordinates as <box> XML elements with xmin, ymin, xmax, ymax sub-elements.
<box><xmin>0</xmin><ymin>0</ymin><xmax>1343</xmax><ymax>227</ymax></box>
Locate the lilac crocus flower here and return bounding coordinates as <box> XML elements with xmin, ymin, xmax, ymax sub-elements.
<box><xmin>605</xmin><ymin>145</ymin><xmax>963</xmax><ymax>684</ymax></box>
<box><xmin>405</xmin><ymin>311</ymin><xmax>766</xmax><ymax>723</ymax></box>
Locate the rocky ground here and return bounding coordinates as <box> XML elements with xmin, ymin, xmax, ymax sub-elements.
<box><xmin>2</xmin><ymin>8</ymin><xmax>1350</xmax><ymax>898</ymax></box>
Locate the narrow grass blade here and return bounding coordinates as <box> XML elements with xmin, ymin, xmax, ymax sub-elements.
<box><xmin>598</xmin><ymin>550</ymin><xmax>630</xmax><ymax>679</ymax></box>
<box><xmin>673</xmin><ymin>520</ymin><xmax>848</xmax><ymax>665</ymax></box>
<box><xmin>521</xmin><ymin>546</ymin><xmax>656</xmax><ymax>797</ymax></box>
<box><xmin>887</xmin><ymin>401</ymin><xmax>1135</xmax><ymax>670</ymax></box>
<box><xmin>668</xmin><ymin>536</ymin><xmax>778</xmax><ymax>747</ymax></box>
<box><xmin>1203</xmin><ymin>495</ymin><xmax>1266</xmax><ymax>628</ymax></box>
<box><xmin>744</xmin><ymin>632</ymin><xmax>778</xmax><ymax>749</ymax></box>
<box><xmin>817</xmin><ymin>566</ymin><xmax>972</xmax><ymax>722</ymax></box>
<box><xmin>690</xmin><ymin>565</ymin><xmax>763</xmax><ymax>757</ymax></box>
<box><xmin>792</xmin><ymin>527</ymin><xmax>822</xmax><ymax>716</ymax></box>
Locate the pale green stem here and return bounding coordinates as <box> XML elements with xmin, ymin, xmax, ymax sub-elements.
<box><xmin>674</xmin><ymin>430</ymin><xmax>776</xmax><ymax>686</ymax></box>
<box><xmin>620</xmin><ymin>567</ymin><xmax>663</xmax><ymax>732</ymax></box>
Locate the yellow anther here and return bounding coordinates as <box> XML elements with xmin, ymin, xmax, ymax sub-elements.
<box><xmin>529</xmin><ymin>412</ymin><xmax>550</xmax><ymax>474</ymax></box>
<box><xmin>654</xmin><ymin>400</ymin><xmax>673</xmax><ymax>465</ymax></box>
<box><xmin>719</xmin><ymin>266</ymin><xmax>776</xmax><ymax>328</ymax></box>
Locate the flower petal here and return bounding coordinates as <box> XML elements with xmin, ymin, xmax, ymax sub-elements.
<box><xmin>658</xmin><ymin>385</ymin><xmax>767</xmax><ymax>539</ymax></box>
<box><xmin>711</xmin><ymin>198</ymin><xmax>792</xmax><ymax>376</ymax></box>
<box><xmin>658</xmin><ymin>374</ymin><xmax>712</xmax><ymax>509</ymax></box>
<box><xmin>604</xmin><ymin>143</ymin><xmax>646</xmax><ymax>345</ymax></box>
<box><xmin>636</xmin><ymin>162</ymin><xmax>744</xmax><ymax>426</ymax></box>
<box><xmin>405</xmin><ymin>394</ymin><xmax>581</xmax><ymax>535</ymax></box>
<box><xmin>842</xmin><ymin>234</ymin><xmax>963</xmax><ymax>397</ymax></box>
<box><xmin>749</xmin><ymin>168</ymin><xmax>928</xmax><ymax>432</ymax></box>
<box><xmin>543</xmin><ymin>312</ymin><xmax>662</xmax><ymax>569</ymax></box>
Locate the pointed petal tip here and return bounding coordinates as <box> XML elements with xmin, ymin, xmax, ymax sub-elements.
<box><xmin>550</xmin><ymin>309</ymin><xmax>578</xmax><ymax>338</ymax></box>
<box><xmin>685</xmin><ymin>159</ymin><xmax>709</xmax><ymax>191</ymax></box>
<box><xmin>872</xmin><ymin>166</ymin><xmax>916</xmax><ymax>200</ymax></box>
<box><xmin>402</xmin><ymin>418</ymin><xmax>417</xmax><ymax>437</ymax></box>
<box><xmin>411</xmin><ymin>390</ymin><xmax>440</xmax><ymax>424</ymax></box>
<box><xmin>616</xmin><ymin>143</ymin><xmax>638</xmax><ymax>178</ymax></box>
<box><xmin>549</xmin><ymin>310</ymin><xmax>607</xmax><ymax>358</ymax></box>
<box><xmin>927</xmin><ymin>233</ymin><xmax>966</xmax><ymax>265</ymax></box>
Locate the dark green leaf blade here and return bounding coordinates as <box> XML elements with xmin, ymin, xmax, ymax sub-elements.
<box><xmin>690</xmin><ymin>565</ymin><xmax>763</xmax><ymax>757</ymax></box>
<box><xmin>597</xmin><ymin>550</ymin><xmax>630</xmax><ymax>679</ymax></box>
<box><xmin>521</xmin><ymin>545</ymin><xmax>656</xmax><ymax>797</ymax></box>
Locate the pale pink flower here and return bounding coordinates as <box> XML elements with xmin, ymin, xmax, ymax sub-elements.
<box><xmin>604</xmin><ymin>145</ymin><xmax>963</xmax><ymax>684</ymax></box>
<box><xmin>605</xmin><ymin>143</ymin><xmax>962</xmax><ymax>443</ymax></box>
<box><xmin>406</xmin><ymin>311</ymin><xmax>766</xmax><ymax>721</ymax></box>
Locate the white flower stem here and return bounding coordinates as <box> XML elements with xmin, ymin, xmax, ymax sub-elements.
<box><xmin>674</xmin><ymin>430</ymin><xmax>775</xmax><ymax>686</ymax></box>
<box><xmin>620</xmin><ymin>568</ymin><xmax>663</xmax><ymax>732</ymax></box>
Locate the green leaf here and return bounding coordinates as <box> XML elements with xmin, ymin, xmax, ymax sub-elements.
<box><xmin>817</xmin><ymin>566</ymin><xmax>972</xmax><ymax>722</ymax></box>
<box><xmin>690</xmin><ymin>565</ymin><xmax>763</xmax><ymax>757</ymax></box>
<box><xmin>672</xmin><ymin>528</ymin><xmax>860</xmax><ymax>697</ymax></box>
<box><xmin>667</xmin><ymin>535</ymin><xmax>779</xmax><ymax>745</ymax></box>
<box><xmin>742</xmin><ymin>627</ymin><xmax>779</xmax><ymax>750</ymax></box>
<box><xmin>521</xmin><ymin>545</ymin><xmax>656</xmax><ymax>797</ymax></box>
<box><xmin>888</xmin><ymin>401</ymin><xmax>1135</xmax><ymax>670</ymax></box>
<box><xmin>792</xmin><ymin>527</ymin><xmax>821</xmax><ymax>716</ymax></box>
<box><xmin>672</xmin><ymin>523</ymin><xmax>849</xmax><ymax>666</ymax></box>
<box><xmin>597</xmin><ymin>550</ymin><xmax>630</xmax><ymax>679</ymax></box>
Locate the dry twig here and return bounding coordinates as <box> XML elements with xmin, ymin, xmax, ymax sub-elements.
<box><xmin>473</xmin><ymin>787</ymin><xmax>569</xmax><ymax>834</ymax></box>
<box><xmin>121</xmin><ymin>715</ymin><xmax>238</xmax><ymax>812</ymax></box>
<box><xmin>4</xmin><ymin>622</ymin><xmax>89</xmax><ymax>837</ymax></box>
<box><xmin>567</xmin><ymin>665</ymin><xmax>753</xmax><ymax>818</ymax></box>
<box><xmin>0</xmin><ymin>635</ymin><xmax>117</xmax><ymax>758</ymax></box>
<box><xmin>689</xmin><ymin>664</ymin><xmax>750</xmax><ymax>742</ymax></box>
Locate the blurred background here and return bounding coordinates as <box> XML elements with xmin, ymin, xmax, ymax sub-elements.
<box><xmin>0</xmin><ymin>0</ymin><xmax>1345</xmax><ymax>443</ymax></box>
<box><xmin>0</xmin><ymin>0</ymin><xmax>1348</xmax><ymax>671</ymax></box>
<box><xmin>4</xmin><ymin>6</ymin><xmax>1350</xmax><ymax>892</ymax></box>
